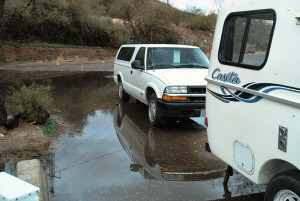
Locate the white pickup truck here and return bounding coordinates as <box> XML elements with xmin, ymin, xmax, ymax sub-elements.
<box><xmin>113</xmin><ymin>44</ymin><xmax>209</xmax><ymax>127</ymax></box>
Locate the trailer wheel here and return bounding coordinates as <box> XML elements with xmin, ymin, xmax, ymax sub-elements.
<box><xmin>118</xmin><ymin>80</ymin><xmax>130</xmax><ymax>102</ymax></box>
<box><xmin>264</xmin><ymin>170</ymin><xmax>300</xmax><ymax>201</ymax></box>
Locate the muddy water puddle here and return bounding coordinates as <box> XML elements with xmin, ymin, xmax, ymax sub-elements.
<box><xmin>0</xmin><ymin>71</ymin><xmax>266</xmax><ymax>200</ymax></box>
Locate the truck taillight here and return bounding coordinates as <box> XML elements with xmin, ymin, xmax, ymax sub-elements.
<box><xmin>205</xmin><ymin>117</ymin><xmax>208</xmax><ymax>127</ymax></box>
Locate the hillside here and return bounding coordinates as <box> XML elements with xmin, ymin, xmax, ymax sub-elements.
<box><xmin>0</xmin><ymin>0</ymin><xmax>216</xmax><ymax>65</ymax></box>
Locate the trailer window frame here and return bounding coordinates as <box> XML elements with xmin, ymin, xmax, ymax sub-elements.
<box><xmin>218</xmin><ymin>9</ymin><xmax>276</xmax><ymax>70</ymax></box>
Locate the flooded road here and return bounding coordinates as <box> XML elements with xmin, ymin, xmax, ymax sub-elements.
<box><xmin>1</xmin><ymin>72</ymin><xmax>266</xmax><ymax>200</ymax></box>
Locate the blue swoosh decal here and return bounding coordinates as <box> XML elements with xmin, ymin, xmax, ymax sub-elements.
<box><xmin>208</xmin><ymin>83</ymin><xmax>300</xmax><ymax>104</ymax></box>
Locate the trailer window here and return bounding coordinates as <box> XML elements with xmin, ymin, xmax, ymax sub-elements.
<box><xmin>219</xmin><ymin>10</ymin><xmax>276</xmax><ymax>70</ymax></box>
<box><xmin>117</xmin><ymin>47</ymin><xmax>135</xmax><ymax>62</ymax></box>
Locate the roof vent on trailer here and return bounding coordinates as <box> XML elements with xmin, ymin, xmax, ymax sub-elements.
<box><xmin>296</xmin><ymin>12</ymin><xmax>300</xmax><ymax>25</ymax></box>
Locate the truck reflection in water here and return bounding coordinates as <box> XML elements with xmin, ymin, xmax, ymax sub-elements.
<box><xmin>113</xmin><ymin>103</ymin><xmax>227</xmax><ymax>182</ymax></box>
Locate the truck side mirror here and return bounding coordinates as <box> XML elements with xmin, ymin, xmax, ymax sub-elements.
<box><xmin>132</xmin><ymin>60</ymin><xmax>144</xmax><ymax>70</ymax></box>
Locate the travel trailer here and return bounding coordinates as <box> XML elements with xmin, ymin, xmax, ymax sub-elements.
<box><xmin>205</xmin><ymin>0</ymin><xmax>300</xmax><ymax>200</ymax></box>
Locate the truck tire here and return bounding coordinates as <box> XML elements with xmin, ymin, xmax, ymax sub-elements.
<box><xmin>148</xmin><ymin>93</ymin><xmax>161</xmax><ymax>127</ymax></box>
<box><xmin>118</xmin><ymin>80</ymin><xmax>130</xmax><ymax>102</ymax></box>
<box><xmin>145</xmin><ymin>129</ymin><xmax>156</xmax><ymax>167</ymax></box>
<box><xmin>264</xmin><ymin>170</ymin><xmax>300</xmax><ymax>201</ymax></box>
<box><xmin>116</xmin><ymin>104</ymin><xmax>124</xmax><ymax>127</ymax></box>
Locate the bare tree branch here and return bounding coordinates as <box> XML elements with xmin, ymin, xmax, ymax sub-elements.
<box><xmin>213</xmin><ymin>0</ymin><xmax>223</xmax><ymax>13</ymax></box>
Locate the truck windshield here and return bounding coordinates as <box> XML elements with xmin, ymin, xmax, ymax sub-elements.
<box><xmin>147</xmin><ymin>47</ymin><xmax>209</xmax><ymax>70</ymax></box>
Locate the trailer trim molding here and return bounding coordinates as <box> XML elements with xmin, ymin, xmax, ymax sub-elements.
<box><xmin>206</xmin><ymin>78</ymin><xmax>300</xmax><ymax>108</ymax></box>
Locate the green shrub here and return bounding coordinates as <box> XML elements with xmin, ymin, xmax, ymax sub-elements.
<box><xmin>181</xmin><ymin>12</ymin><xmax>218</xmax><ymax>32</ymax></box>
<box><xmin>5</xmin><ymin>82</ymin><xmax>53</xmax><ymax>122</ymax></box>
<box><xmin>42</xmin><ymin>120</ymin><xmax>58</xmax><ymax>136</ymax></box>
<box><xmin>2</xmin><ymin>0</ymin><xmax>131</xmax><ymax>47</ymax></box>
<box><xmin>15</xmin><ymin>56</ymin><xmax>37</xmax><ymax>62</ymax></box>
<box><xmin>0</xmin><ymin>57</ymin><xmax>9</xmax><ymax>66</ymax></box>
<box><xmin>1</xmin><ymin>0</ymin><xmax>214</xmax><ymax>47</ymax></box>
<box><xmin>162</xmin><ymin>36</ymin><xmax>179</xmax><ymax>44</ymax></box>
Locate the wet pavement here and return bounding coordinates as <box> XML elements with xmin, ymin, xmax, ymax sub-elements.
<box><xmin>0</xmin><ymin>72</ymin><xmax>266</xmax><ymax>200</ymax></box>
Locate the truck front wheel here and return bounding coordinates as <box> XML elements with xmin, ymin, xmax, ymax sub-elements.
<box><xmin>265</xmin><ymin>170</ymin><xmax>300</xmax><ymax>201</ymax></box>
<box><xmin>118</xmin><ymin>80</ymin><xmax>130</xmax><ymax>102</ymax></box>
<box><xmin>148</xmin><ymin>93</ymin><xmax>161</xmax><ymax>127</ymax></box>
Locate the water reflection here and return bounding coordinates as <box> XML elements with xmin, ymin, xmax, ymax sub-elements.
<box><xmin>113</xmin><ymin>103</ymin><xmax>227</xmax><ymax>181</ymax></box>
<box><xmin>0</xmin><ymin>71</ymin><xmax>266</xmax><ymax>200</ymax></box>
<box><xmin>1</xmin><ymin>72</ymin><xmax>118</xmax><ymax>134</ymax></box>
<box><xmin>1</xmin><ymin>71</ymin><xmax>119</xmax><ymax>198</ymax></box>
<box><xmin>49</xmin><ymin>72</ymin><xmax>118</xmax><ymax>133</ymax></box>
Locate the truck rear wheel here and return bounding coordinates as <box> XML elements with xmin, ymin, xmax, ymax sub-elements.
<box><xmin>264</xmin><ymin>170</ymin><xmax>300</xmax><ymax>201</ymax></box>
<box><xmin>148</xmin><ymin>93</ymin><xmax>161</xmax><ymax>127</ymax></box>
<box><xmin>118</xmin><ymin>80</ymin><xmax>130</xmax><ymax>102</ymax></box>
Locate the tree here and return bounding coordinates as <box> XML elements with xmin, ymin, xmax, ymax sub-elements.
<box><xmin>214</xmin><ymin>0</ymin><xmax>224</xmax><ymax>13</ymax></box>
<box><xmin>109</xmin><ymin>0</ymin><xmax>175</xmax><ymax>43</ymax></box>
<box><xmin>185</xmin><ymin>6</ymin><xmax>205</xmax><ymax>16</ymax></box>
<box><xmin>0</xmin><ymin>0</ymin><xmax>5</xmax><ymax>19</ymax></box>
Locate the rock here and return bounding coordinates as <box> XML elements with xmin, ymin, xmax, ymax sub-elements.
<box><xmin>32</xmin><ymin>131</ymin><xmax>43</xmax><ymax>136</ymax></box>
<box><xmin>51</xmin><ymin>109</ymin><xmax>61</xmax><ymax>113</ymax></box>
<box><xmin>0</xmin><ymin>127</ymin><xmax>6</xmax><ymax>134</ymax></box>
<box><xmin>5</xmin><ymin>115</ymin><xmax>20</xmax><ymax>130</ymax></box>
<box><xmin>15</xmin><ymin>132</ymin><xmax>27</xmax><ymax>138</ymax></box>
<box><xmin>16</xmin><ymin>159</ymin><xmax>49</xmax><ymax>201</ymax></box>
<box><xmin>9</xmin><ymin>131</ymin><xmax>18</xmax><ymax>136</ymax></box>
<box><xmin>0</xmin><ymin>133</ymin><xmax>4</xmax><ymax>137</ymax></box>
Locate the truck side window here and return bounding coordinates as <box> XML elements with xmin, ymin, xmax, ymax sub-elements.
<box><xmin>135</xmin><ymin>47</ymin><xmax>146</xmax><ymax>66</ymax></box>
<box><xmin>117</xmin><ymin>47</ymin><xmax>135</xmax><ymax>62</ymax></box>
<box><xmin>219</xmin><ymin>10</ymin><xmax>276</xmax><ymax>70</ymax></box>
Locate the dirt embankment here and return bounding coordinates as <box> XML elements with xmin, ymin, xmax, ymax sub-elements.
<box><xmin>0</xmin><ymin>117</ymin><xmax>69</xmax><ymax>156</ymax></box>
<box><xmin>0</xmin><ymin>43</ymin><xmax>118</xmax><ymax>65</ymax></box>
<box><xmin>169</xmin><ymin>25</ymin><xmax>212</xmax><ymax>53</ymax></box>
<box><xmin>0</xmin><ymin>24</ymin><xmax>212</xmax><ymax>67</ymax></box>
<box><xmin>0</xmin><ymin>123</ymin><xmax>53</xmax><ymax>154</ymax></box>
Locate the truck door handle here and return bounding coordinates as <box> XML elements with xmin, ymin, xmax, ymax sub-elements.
<box><xmin>131</xmin><ymin>70</ymin><xmax>133</xmax><ymax>74</ymax></box>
